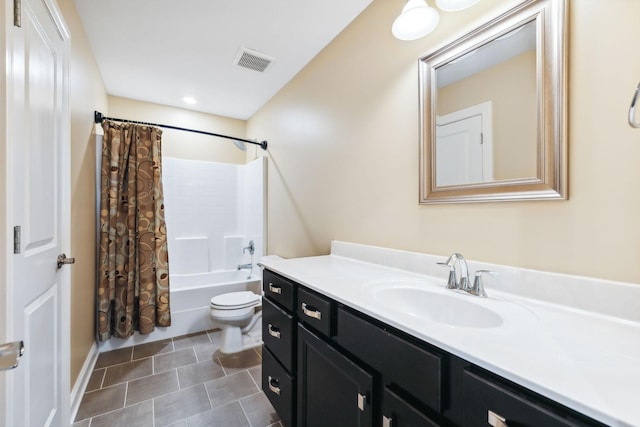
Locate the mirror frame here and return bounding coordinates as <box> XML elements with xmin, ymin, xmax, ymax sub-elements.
<box><xmin>419</xmin><ymin>0</ymin><xmax>567</xmax><ymax>204</ymax></box>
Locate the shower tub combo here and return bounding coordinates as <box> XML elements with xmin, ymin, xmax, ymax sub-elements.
<box><xmin>96</xmin><ymin>157</ymin><xmax>266</xmax><ymax>352</ymax></box>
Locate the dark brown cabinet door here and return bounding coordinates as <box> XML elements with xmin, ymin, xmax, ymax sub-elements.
<box><xmin>297</xmin><ymin>324</ymin><xmax>374</xmax><ymax>427</ymax></box>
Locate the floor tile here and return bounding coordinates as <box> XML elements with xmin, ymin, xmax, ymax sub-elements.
<box><xmin>86</xmin><ymin>368</ymin><xmax>105</xmax><ymax>392</ymax></box>
<box><xmin>166</xmin><ymin>420</ymin><xmax>187</xmax><ymax>427</ymax></box>
<box><xmin>218</xmin><ymin>349</ymin><xmax>262</xmax><ymax>375</ymax></box>
<box><xmin>248</xmin><ymin>366</ymin><xmax>261</xmax><ymax>388</ymax></box>
<box><xmin>126</xmin><ymin>370</ymin><xmax>179</xmax><ymax>406</ymax></box>
<box><xmin>90</xmin><ymin>400</ymin><xmax>153</xmax><ymax>427</ymax></box>
<box><xmin>206</xmin><ymin>329</ymin><xmax>222</xmax><ymax>343</ymax></box>
<box><xmin>95</xmin><ymin>347</ymin><xmax>133</xmax><ymax>369</ymax></box>
<box><xmin>154</xmin><ymin>348</ymin><xmax>197</xmax><ymax>373</ymax></box>
<box><xmin>75</xmin><ymin>383</ymin><xmax>126</xmax><ymax>421</ymax></box>
<box><xmin>133</xmin><ymin>339</ymin><xmax>174</xmax><ymax>360</ymax></box>
<box><xmin>193</xmin><ymin>342</ymin><xmax>220</xmax><ymax>362</ymax></box>
<box><xmin>154</xmin><ymin>384</ymin><xmax>211</xmax><ymax>426</ymax></box>
<box><xmin>204</xmin><ymin>371</ymin><xmax>259</xmax><ymax>408</ymax></box>
<box><xmin>72</xmin><ymin>418</ymin><xmax>90</xmax><ymax>427</ymax></box>
<box><xmin>103</xmin><ymin>358</ymin><xmax>153</xmax><ymax>387</ymax></box>
<box><xmin>186</xmin><ymin>401</ymin><xmax>250</xmax><ymax>427</ymax></box>
<box><xmin>240</xmin><ymin>392</ymin><xmax>281</xmax><ymax>427</ymax></box>
<box><xmin>177</xmin><ymin>359</ymin><xmax>225</xmax><ymax>389</ymax></box>
<box><xmin>173</xmin><ymin>332</ymin><xmax>211</xmax><ymax>350</ymax></box>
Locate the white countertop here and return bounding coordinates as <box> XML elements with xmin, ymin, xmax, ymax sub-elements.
<box><xmin>261</xmin><ymin>253</ymin><xmax>640</xmax><ymax>427</ymax></box>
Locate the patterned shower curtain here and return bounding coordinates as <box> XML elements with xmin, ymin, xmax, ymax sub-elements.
<box><xmin>97</xmin><ymin>120</ymin><xmax>171</xmax><ymax>341</ymax></box>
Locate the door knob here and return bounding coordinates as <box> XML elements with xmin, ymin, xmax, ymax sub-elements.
<box><xmin>57</xmin><ymin>253</ymin><xmax>75</xmax><ymax>269</ymax></box>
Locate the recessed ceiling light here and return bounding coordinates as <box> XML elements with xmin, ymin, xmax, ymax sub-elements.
<box><xmin>182</xmin><ymin>96</ymin><xmax>197</xmax><ymax>105</ymax></box>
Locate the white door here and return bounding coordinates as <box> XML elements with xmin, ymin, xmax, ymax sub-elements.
<box><xmin>4</xmin><ymin>0</ymin><xmax>70</xmax><ymax>426</ymax></box>
<box><xmin>435</xmin><ymin>115</ymin><xmax>484</xmax><ymax>186</ymax></box>
<box><xmin>435</xmin><ymin>101</ymin><xmax>493</xmax><ymax>187</ymax></box>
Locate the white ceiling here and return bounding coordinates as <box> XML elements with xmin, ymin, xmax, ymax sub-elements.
<box><xmin>74</xmin><ymin>0</ymin><xmax>373</xmax><ymax>120</ymax></box>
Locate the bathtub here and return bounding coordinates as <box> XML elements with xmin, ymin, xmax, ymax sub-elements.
<box><xmin>97</xmin><ymin>270</ymin><xmax>262</xmax><ymax>352</ymax></box>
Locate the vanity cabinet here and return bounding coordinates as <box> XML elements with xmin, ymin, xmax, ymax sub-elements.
<box><xmin>297</xmin><ymin>324</ymin><xmax>374</xmax><ymax>427</ymax></box>
<box><xmin>262</xmin><ymin>270</ymin><xmax>298</xmax><ymax>427</ymax></box>
<box><xmin>261</xmin><ymin>269</ymin><xmax>605</xmax><ymax>427</ymax></box>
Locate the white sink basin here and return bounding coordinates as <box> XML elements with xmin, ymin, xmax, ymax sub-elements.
<box><xmin>363</xmin><ymin>278</ymin><xmax>536</xmax><ymax>329</ymax></box>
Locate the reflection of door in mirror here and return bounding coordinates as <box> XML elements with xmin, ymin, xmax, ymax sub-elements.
<box><xmin>436</xmin><ymin>21</ymin><xmax>537</xmax><ymax>182</ymax></box>
<box><xmin>436</xmin><ymin>102</ymin><xmax>493</xmax><ymax>186</ymax></box>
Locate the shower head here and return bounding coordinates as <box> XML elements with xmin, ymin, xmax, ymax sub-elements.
<box><xmin>233</xmin><ymin>140</ymin><xmax>247</xmax><ymax>151</ymax></box>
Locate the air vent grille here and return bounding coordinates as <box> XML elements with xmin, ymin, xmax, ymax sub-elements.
<box><xmin>234</xmin><ymin>48</ymin><xmax>274</xmax><ymax>73</ymax></box>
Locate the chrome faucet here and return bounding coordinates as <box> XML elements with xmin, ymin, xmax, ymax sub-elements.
<box><xmin>243</xmin><ymin>240</ymin><xmax>255</xmax><ymax>256</ymax></box>
<box><xmin>237</xmin><ymin>263</ymin><xmax>252</xmax><ymax>271</ymax></box>
<box><xmin>437</xmin><ymin>253</ymin><xmax>470</xmax><ymax>291</ymax></box>
<box><xmin>468</xmin><ymin>270</ymin><xmax>497</xmax><ymax>297</ymax></box>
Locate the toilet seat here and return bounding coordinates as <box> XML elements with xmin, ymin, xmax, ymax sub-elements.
<box><xmin>210</xmin><ymin>291</ymin><xmax>261</xmax><ymax>310</ymax></box>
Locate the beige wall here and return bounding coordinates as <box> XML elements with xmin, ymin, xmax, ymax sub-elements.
<box><xmin>438</xmin><ymin>51</ymin><xmax>537</xmax><ymax>180</ymax></box>
<box><xmin>108</xmin><ymin>96</ymin><xmax>249</xmax><ymax>164</ymax></box>
<box><xmin>57</xmin><ymin>0</ymin><xmax>109</xmax><ymax>388</ymax></box>
<box><xmin>248</xmin><ymin>0</ymin><xmax>640</xmax><ymax>284</ymax></box>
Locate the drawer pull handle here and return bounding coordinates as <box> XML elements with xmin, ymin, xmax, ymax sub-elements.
<box><xmin>267</xmin><ymin>323</ymin><xmax>281</xmax><ymax>339</ymax></box>
<box><xmin>268</xmin><ymin>376</ymin><xmax>281</xmax><ymax>396</ymax></box>
<box><xmin>301</xmin><ymin>302</ymin><xmax>322</xmax><ymax>320</ymax></box>
<box><xmin>488</xmin><ymin>410</ymin><xmax>508</xmax><ymax>427</ymax></box>
<box><xmin>357</xmin><ymin>393</ymin><xmax>367</xmax><ymax>411</ymax></box>
<box><xmin>268</xmin><ymin>283</ymin><xmax>282</xmax><ymax>294</ymax></box>
<box><xmin>382</xmin><ymin>415</ymin><xmax>393</xmax><ymax>427</ymax></box>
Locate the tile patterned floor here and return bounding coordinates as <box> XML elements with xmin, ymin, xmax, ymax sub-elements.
<box><xmin>74</xmin><ymin>331</ymin><xmax>281</xmax><ymax>427</ymax></box>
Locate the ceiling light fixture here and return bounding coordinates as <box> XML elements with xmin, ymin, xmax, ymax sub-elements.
<box><xmin>392</xmin><ymin>0</ymin><xmax>440</xmax><ymax>41</ymax></box>
<box><xmin>435</xmin><ymin>0</ymin><xmax>481</xmax><ymax>12</ymax></box>
<box><xmin>182</xmin><ymin>96</ymin><xmax>197</xmax><ymax>105</ymax></box>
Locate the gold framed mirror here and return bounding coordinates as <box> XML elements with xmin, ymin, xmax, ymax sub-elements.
<box><xmin>419</xmin><ymin>0</ymin><xmax>567</xmax><ymax>204</ymax></box>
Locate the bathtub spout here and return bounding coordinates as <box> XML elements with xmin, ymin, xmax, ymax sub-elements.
<box><xmin>238</xmin><ymin>263</ymin><xmax>253</xmax><ymax>279</ymax></box>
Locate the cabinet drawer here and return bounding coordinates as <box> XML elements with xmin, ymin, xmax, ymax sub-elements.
<box><xmin>262</xmin><ymin>297</ymin><xmax>295</xmax><ymax>372</ymax></box>
<box><xmin>335</xmin><ymin>307</ymin><xmax>443</xmax><ymax>412</ymax></box>
<box><xmin>263</xmin><ymin>269</ymin><xmax>296</xmax><ymax>311</ymax></box>
<box><xmin>463</xmin><ymin>370</ymin><xmax>602</xmax><ymax>427</ymax></box>
<box><xmin>296</xmin><ymin>287</ymin><xmax>333</xmax><ymax>337</ymax></box>
<box><xmin>263</xmin><ymin>347</ymin><xmax>294</xmax><ymax>427</ymax></box>
<box><xmin>382</xmin><ymin>387</ymin><xmax>440</xmax><ymax>427</ymax></box>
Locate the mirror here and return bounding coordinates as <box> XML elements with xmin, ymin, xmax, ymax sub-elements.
<box><xmin>419</xmin><ymin>0</ymin><xmax>567</xmax><ymax>203</ymax></box>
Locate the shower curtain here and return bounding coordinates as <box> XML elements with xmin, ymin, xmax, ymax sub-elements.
<box><xmin>97</xmin><ymin>120</ymin><xmax>171</xmax><ymax>341</ymax></box>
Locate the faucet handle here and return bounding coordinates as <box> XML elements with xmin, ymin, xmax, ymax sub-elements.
<box><xmin>469</xmin><ymin>270</ymin><xmax>498</xmax><ymax>297</ymax></box>
<box><xmin>437</xmin><ymin>262</ymin><xmax>458</xmax><ymax>289</ymax></box>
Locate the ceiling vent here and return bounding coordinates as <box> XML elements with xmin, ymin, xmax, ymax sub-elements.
<box><xmin>233</xmin><ymin>47</ymin><xmax>274</xmax><ymax>73</ymax></box>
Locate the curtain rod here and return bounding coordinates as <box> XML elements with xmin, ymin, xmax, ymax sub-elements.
<box><xmin>94</xmin><ymin>111</ymin><xmax>268</xmax><ymax>150</ymax></box>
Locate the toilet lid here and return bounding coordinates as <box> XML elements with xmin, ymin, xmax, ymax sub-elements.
<box><xmin>210</xmin><ymin>291</ymin><xmax>261</xmax><ymax>309</ymax></box>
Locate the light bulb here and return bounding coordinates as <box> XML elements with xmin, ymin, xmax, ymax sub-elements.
<box><xmin>392</xmin><ymin>0</ymin><xmax>440</xmax><ymax>41</ymax></box>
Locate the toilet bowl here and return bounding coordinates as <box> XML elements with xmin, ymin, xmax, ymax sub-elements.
<box><xmin>210</xmin><ymin>291</ymin><xmax>262</xmax><ymax>354</ymax></box>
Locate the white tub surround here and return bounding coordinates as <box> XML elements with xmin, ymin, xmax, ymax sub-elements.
<box><xmin>260</xmin><ymin>241</ymin><xmax>640</xmax><ymax>427</ymax></box>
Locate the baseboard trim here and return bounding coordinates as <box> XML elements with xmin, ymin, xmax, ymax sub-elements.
<box><xmin>70</xmin><ymin>342</ymin><xmax>99</xmax><ymax>422</ymax></box>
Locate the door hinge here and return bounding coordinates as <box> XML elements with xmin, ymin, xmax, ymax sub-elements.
<box><xmin>13</xmin><ymin>226</ymin><xmax>21</xmax><ymax>254</ymax></box>
<box><xmin>13</xmin><ymin>0</ymin><xmax>21</xmax><ymax>27</ymax></box>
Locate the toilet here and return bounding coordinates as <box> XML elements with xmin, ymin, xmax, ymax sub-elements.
<box><xmin>209</xmin><ymin>291</ymin><xmax>262</xmax><ymax>354</ymax></box>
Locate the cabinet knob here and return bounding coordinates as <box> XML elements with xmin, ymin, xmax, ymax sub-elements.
<box><xmin>268</xmin><ymin>376</ymin><xmax>281</xmax><ymax>396</ymax></box>
<box><xmin>488</xmin><ymin>410</ymin><xmax>508</xmax><ymax>427</ymax></box>
<box><xmin>382</xmin><ymin>415</ymin><xmax>393</xmax><ymax>427</ymax></box>
<box><xmin>301</xmin><ymin>302</ymin><xmax>322</xmax><ymax>320</ymax></box>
